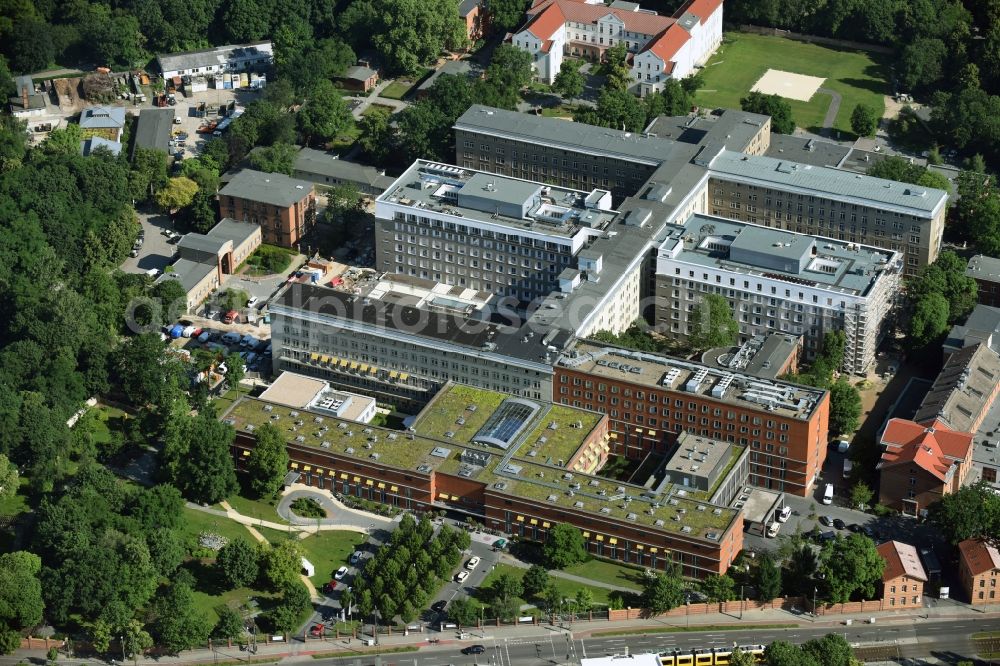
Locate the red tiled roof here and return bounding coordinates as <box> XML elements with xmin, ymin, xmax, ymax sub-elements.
<box><xmin>642</xmin><ymin>22</ymin><xmax>690</xmax><ymax>64</ymax></box>
<box><xmin>960</xmin><ymin>539</ymin><xmax>1000</xmax><ymax>577</ymax></box>
<box><xmin>673</xmin><ymin>0</ymin><xmax>723</xmax><ymax>24</ymax></box>
<box><xmin>877</xmin><ymin>541</ymin><xmax>927</xmax><ymax>583</ymax></box>
<box><xmin>526</xmin><ymin>0</ymin><xmax>675</xmax><ymax>36</ymax></box>
<box><xmin>521</xmin><ymin>2</ymin><xmax>566</xmax><ymax>40</ymax></box>
<box><xmin>879</xmin><ymin>418</ymin><xmax>972</xmax><ymax>482</ymax></box>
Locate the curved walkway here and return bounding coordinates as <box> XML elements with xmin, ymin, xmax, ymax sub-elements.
<box><xmin>817</xmin><ymin>87</ymin><xmax>842</xmax><ymax>137</ymax></box>
<box><xmin>276</xmin><ymin>484</ymin><xmax>396</xmax><ymax>531</ymax></box>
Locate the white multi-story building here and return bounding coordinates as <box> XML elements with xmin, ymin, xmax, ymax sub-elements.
<box><xmin>655</xmin><ymin>214</ymin><xmax>902</xmax><ymax>374</ymax></box>
<box><xmin>374</xmin><ymin>160</ymin><xmax>618</xmax><ymax>304</ymax></box>
<box><xmin>511</xmin><ymin>0</ymin><xmax>722</xmax><ymax>93</ymax></box>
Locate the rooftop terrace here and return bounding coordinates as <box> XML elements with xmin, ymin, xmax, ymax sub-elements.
<box><xmin>560</xmin><ymin>341</ymin><xmax>826</xmax><ymax>421</ymax></box>
<box><xmin>377</xmin><ymin>160</ymin><xmax>618</xmax><ymax>241</ymax></box>
<box><xmin>657</xmin><ymin>214</ymin><xmax>900</xmax><ymax>298</ymax></box>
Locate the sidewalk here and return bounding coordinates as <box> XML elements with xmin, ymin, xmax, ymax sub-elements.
<box><xmin>23</xmin><ymin>599</ymin><xmax>1000</xmax><ymax>666</ymax></box>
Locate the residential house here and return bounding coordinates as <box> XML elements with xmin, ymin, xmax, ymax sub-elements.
<box><xmin>959</xmin><ymin>539</ymin><xmax>1000</xmax><ymax>605</ymax></box>
<box><xmin>8</xmin><ymin>75</ymin><xmax>47</xmax><ymax>120</ymax></box>
<box><xmin>340</xmin><ymin>65</ymin><xmax>379</xmax><ymax>93</ymax></box>
<box><xmin>877</xmin><ymin>541</ymin><xmax>927</xmax><ymax>610</ymax></box>
<box><xmin>218</xmin><ymin>169</ymin><xmax>316</xmax><ymax>249</ymax></box>
<box><xmin>966</xmin><ymin>254</ymin><xmax>1000</xmax><ymax>308</ymax></box>
<box><xmin>460</xmin><ymin>0</ymin><xmax>485</xmax><ymax>41</ymax></box>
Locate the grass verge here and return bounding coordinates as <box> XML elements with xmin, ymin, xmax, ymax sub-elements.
<box><xmin>311</xmin><ymin>646</ymin><xmax>418</xmax><ymax>658</ymax></box>
<box><xmin>479</xmin><ymin>564</ymin><xmax>616</xmax><ymax>606</ymax></box>
<box><xmin>561</xmin><ymin>559</ymin><xmax>644</xmax><ymax>591</ymax></box>
<box><xmin>694</xmin><ymin>32</ymin><xmax>888</xmax><ymax>135</ymax></box>
<box><xmin>592</xmin><ymin>623</ymin><xmax>797</xmax><ymax>637</ymax></box>
<box><xmin>297</xmin><ymin>530</ymin><xmax>366</xmax><ymax>586</ymax></box>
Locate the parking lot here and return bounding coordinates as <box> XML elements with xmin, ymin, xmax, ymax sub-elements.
<box><xmin>121</xmin><ymin>208</ymin><xmax>180</xmax><ymax>275</ymax></box>
<box><xmin>169</xmin><ymin>87</ymin><xmax>263</xmax><ymax>160</ymax></box>
<box><xmin>166</xmin><ymin>313</ymin><xmax>272</xmax><ymax>376</ymax></box>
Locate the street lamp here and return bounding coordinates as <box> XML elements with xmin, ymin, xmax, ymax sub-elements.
<box><xmin>739</xmin><ymin>564</ymin><xmax>749</xmax><ymax>620</ymax></box>
<box><xmin>812</xmin><ymin>586</ymin><xmax>818</xmax><ymax>621</ymax></box>
<box><xmin>120</xmin><ymin>635</ymin><xmax>126</xmax><ymax>663</ymax></box>
<box><xmin>685</xmin><ymin>593</ymin><xmax>691</xmax><ymax>628</ymax></box>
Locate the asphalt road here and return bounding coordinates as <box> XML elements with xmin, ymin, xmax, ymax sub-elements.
<box><xmin>307</xmin><ymin>617</ymin><xmax>1000</xmax><ymax>666</ymax></box>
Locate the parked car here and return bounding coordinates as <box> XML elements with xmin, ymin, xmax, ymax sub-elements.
<box><xmin>334</xmin><ymin>566</ymin><xmax>349</xmax><ymax>581</ymax></box>
<box><xmin>222</xmin><ymin>310</ymin><xmax>239</xmax><ymax>324</ymax></box>
<box><xmin>832</xmin><ymin>518</ymin><xmax>847</xmax><ymax>530</ymax></box>
<box><xmin>776</xmin><ymin>506</ymin><xmax>791</xmax><ymax>523</ymax></box>
<box><xmin>819</xmin><ymin>515</ymin><xmax>835</xmax><ymax>527</ymax></box>
<box><xmin>246</xmin><ymin>296</ymin><xmax>259</xmax><ymax>308</ymax></box>
<box><xmin>465</xmin><ymin>556</ymin><xmax>481</xmax><ymax>570</ymax></box>
<box><xmin>197</xmin><ymin>331</ymin><xmax>211</xmax><ymax>343</ymax></box>
<box><xmin>181</xmin><ymin>325</ymin><xmax>196</xmax><ymax>338</ymax></box>
<box><xmin>321</xmin><ymin>581</ymin><xmax>336</xmax><ymax>593</ymax></box>
<box><xmin>455</xmin><ymin>571</ymin><xmax>469</xmax><ymax>583</ymax></box>
<box><xmin>309</xmin><ymin>624</ymin><xmax>325</xmax><ymax>637</ymax></box>
<box><xmin>129</xmin><ymin>247</ymin><xmax>140</xmax><ymax>257</ymax></box>
<box><xmin>431</xmin><ymin>600</ymin><xmax>447</xmax><ymax>613</ymax></box>
<box><xmin>240</xmin><ymin>334</ymin><xmax>257</xmax><ymax>348</ymax></box>
<box><xmin>461</xmin><ymin>645</ymin><xmax>486</xmax><ymax>655</ymax></box>
<box><xmin>350</xmin><ymin>551</ymin><xmax>364</xmax><ymax>565</ymax></box>
<box><xmin>221</xmin><ymin>331</ymin><xmax>241</xmax><ymax>344</ymax></box>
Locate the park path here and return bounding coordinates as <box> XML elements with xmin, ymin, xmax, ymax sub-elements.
<box><xmin>499</xmin><ymin>554</ymin><xmax>640</xmax><ymax>593</ymax></box>
<box><xmin>817</xmin><ymin>87</ymin><xmax>842</xmax><ymax>137</ymax></box>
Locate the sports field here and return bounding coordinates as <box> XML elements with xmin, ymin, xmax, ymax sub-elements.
<box><xmin>694</xmin><ymin>32</ymin><xmax>889</xmax><ymax>136</ymax></box>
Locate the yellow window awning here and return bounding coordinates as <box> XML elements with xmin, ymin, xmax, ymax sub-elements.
<box><xmin>340</xmin><ymin>473</ymin><xmax>348</xmax><ymax>479</ymax></box>
<box><xmin>649</xmin><ymin>547</ymin><xmax>658</xmax><ymax>553</ymax></box>
<box><xmin>389</xmin><ymin>371</ymin><xmax>399</xmax><ymax>379</ymax></box>
<box><xmin>595</xmin><ymin>535</ymin><xmax>604</xmax><ymax>542</ymax></box>
<box><xmin>438</xmin><ymin>492</ymin><xmax>448</xmax><ymax>499</ymax></box>
<box><xmin>450</xmin><ymin>495</ymin><xmax>459</xmax><ymax>501</ymax></box>
<box><xmin>377</xmin><ymin>482</ymin><xmax>386</xmax><ymax>489</ymax></box>
<box><xmin>338</xmin><ymin>359</ymin><xmax>348</xmax><ymax>367</ymax></box>
<box><xmin>647</xmin><ymin>429</ymin><xmax>656</xmax><ymax>436</ymax></box>
<box><xmin>349</xmin><ymin>361</ymin><xmax>359</xmax><ymax>370</ymax></box>
<box><xmin>329</xmin><ymin>356</ymin><xmax>341</xmax><ymax>366</ymax></box>
<box><xmin>529</xmin><ymin>518</ymin><xmax>538</xmax><ymax>525</ymax></box>
<box><xmin>515</xmin><ymin>515</ymin><xmax>525</xmax><ymax>522</ymax></box>
<box><xmin>634</xmin><ymin>427</ymin><xmax>643</xmax><ymax>433</ymax></box>
<box><xmin>365</xmin><ymin>479</ymin><xmax>373</xmax><ymax>486</ymax></box>
<box><xmin>310</xmin><ymin>353</ymin><xmax>319</xmax><ymax>361</ymax></box>
<box><xmin>636</xmin><ymin>544</ymin><xmax>644</xmax><ymax>551</ymax></box>
<box><xmin>368</xmin><ymin>366</ymin><xmax>378</xmax><ymax>375</ymax></box>
<box><xmin>582</xmin><ymin>531</ymin><xmax>590</xmax><ymax>538</ymax></box>
<box><xmin>542</xmin><ymin>521</ymin><xmax>551</xmax><ymax>528</ymax></box>
<box><xmin>290</xmin><ymin>463</ymin><xmax>299</xmax><ymax>469</ymax></box>
<box><xmin>609</xmin><ymin>537</ymin><xmax>618</xmax><ymax>545</ymax></box>
<box><xmin>609</xmin><ymin>433</ymin><xmax>618</xmax><ymax>440</ymax></box>
<box><xmin>314</xmin><ymin>468</ymin><xmax>323</xmax><ymax>475</ymax></box>
<box><xmin>302</xmin><ymin>465</ymin><xmax>311</xmax><ymax>472</ymax></box>
<box><xmin>327</xmin><ymin>469</ymin><xmax>336</xmax><ymax>476</ymax></box>
<box><xmin>353</xmin><ymin>476</ymin><xmax>361</xmax><ymax>482</ymax></box>
<box><xmin>390</xmin><ymin>485</ymin><xmax>398</xmax><ymax>492</ymax></box>
<box><xmin>360</xmin><ymin>364</ymin><xmax>369</xmax><ymax>373</ymax></box>
<box><xmin>242</xmin><ymin>450</ymin><xmax>250</xmax><ymax>456</ymax></box>
<box><xmin>399</xmin><ymin>373</ymin><xmax>409</xmax><ymax>381</ymax></box>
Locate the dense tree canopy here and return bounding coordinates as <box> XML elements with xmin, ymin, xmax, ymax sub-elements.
<box><xmin>543</xmin><ymin>524</ymin><xmax>588</xmax><ymax>568</ymax></box>
<box><xmin>688</xmin><ymin>294</ymin><xmax>739</xmax><ymax>352</ymax></box>
<box><xmin>740</xmin><ymin>92</ymin><xmax>795</xmax><ymax>133</ymax></box>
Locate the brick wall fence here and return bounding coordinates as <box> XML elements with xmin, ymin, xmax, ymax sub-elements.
<box><xmin>610</xmin><ymin>596</ymin><xmax>803</xmax><ymax>621</ymax></box>
<box><xmin>20</xmin><ymin>637</ymin><xmax>64</xmax><ymax>651</ymax></box>
<box><xmin>737</xmin><ymin>25</ymin><xmax>896</xmax><ymax>55</ymax></box>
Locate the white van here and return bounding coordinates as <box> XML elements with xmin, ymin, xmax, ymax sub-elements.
<box><xmin>766</xmin><ymin>522</ymin><xmax>780</xmax><ymax>538</ymax></box>
<box><xmin>776</xmin><ymin>506</ymin><xmax>791</xmax><ymax>523</ymax></box>
<box><xmin>822</xmin><ymin>483</ymin><xmax>834</xmax><ymax>505</ymax></box>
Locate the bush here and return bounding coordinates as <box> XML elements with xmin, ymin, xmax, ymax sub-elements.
<box><xmin>248</xmin><ymin>246</ymin><xmax>293</xmax><ymax>274</ymax></box>
<box><xmin>290</xmin><ymin>497</ymin><xmax>326</xmax><ymax>519</ymax></box>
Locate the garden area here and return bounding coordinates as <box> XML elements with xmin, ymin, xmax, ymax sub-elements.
<box><xmin>694</xmin><ymin>32</ymin><xmax>889</xmax><ymax>136</ymax></box>
<box><xmin>380</xmin><ymin>69</ymin><xmax>433</xmax><ymax>100</ymax></box>
<box><xmin>245</xmin><ymin>244</ymin><xmax>296</xmax><ymax>276</ymax></box>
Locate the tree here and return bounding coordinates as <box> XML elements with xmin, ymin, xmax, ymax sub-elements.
<box><xmin>850</xmin><ymin>482</ymin><xmax>873</xmax><ymax>510</ymax></box>
<box><xmin>522</xmin><ymin>564</ymin><xmax>550</xmax><ymax>598</ymax></box>
<box><xmin>728</xmin><ymin>647</ymin><xmax>757</xmax><ymax>666</ymax></box>
<box><xmin>152</xmin><ymin>582</ymin><xmax>211</xmax><ymax>653</ymax></box>
<box><xmin>248</xmin><ymin>143</ymin><xmax>298</xmax><ymax>176</ymax></box>
<box><xmin>574</xmin><ymin>87</ymin><xmax>646</xmax><ymax>132</ymax></box>
<box><xmin>543</xmin><ymin>524</ymin><xmax>587</xmax><ymax>568</ymax></box>
<box><xmin>297</xmin><ymin>80</ymin><xmax>353</xmax><ymax>146</ymax></box>
<box><xmin>699</xmin><ymin>573</ymin><xmax>735</xmax><ymax>602</ymax></box>
<box><xmin>688</xmin><ymin>294</ymin><xmax>739</xmax><ymax>351</ymax></box>
<box><xmin>216</xmin><ymin>537</ymin><xmax>260</xmax><ymax>589</ymax></box>
<box><xmin>819</xmin><ymin>534</ymin><xmax>886</xmax><ymax>603</ymax></box>
<box><xmin>122</xmin><ymin>619</ymin><xmax>153</xmax><ymax>662</ymax></box>
<box><xmin>485</xmin><ymin>44</ymin><xmax>533</xmax><ymax>96</ymax></box>
<box><xmin>908</xmin><ymin>251</ymin><xmax>979</xmax><ymax>325</ymax></box>
<box><xmin>783</xmin><ymin>543</ymin><xmax>818</xmax><ymax>597</ymax></box>
<box><xmin>173</xmin><ymin>413</ymin><xmax>238</xmax><ymax>504</ymax></box>
<box><xmin>828</xmin><ymin>378</ymin><xmax>862</xmax><ymax>436</ymax></box>
<box><xmin>553</xmin><ymin>61</ymin><xmax>585</xmax><ymax>101</ymax></box>
<box><xmin>740</xmin><ymin>91</ymin><xmax>795</xmax><ymax>134</ymax></box>
<box><xmin>262</xmin><ymin>540</ymin><xmax>302</xmax><ymax>590</ymax></box>
<box><xmin>754</xmin><ymin>551</ymin><xmax>782</xmax><ymax>600</ymax></box>
<box><xmin>448</xmin><ymin>596</ymin><xmax>479</xmax><ymax>627</ymax></box>
<box><xmin>222</xmin><ymin>0</ymin><xmax>268</xmax><ymax>42</ymax></box>
<box><xmin>573</xmin><ymin>588</ymin><xmax>593</xmax><ymax>614</ymax></box>
<box><xmin>603</xmin><ymin>43</ymin><xmax>632</xmax><ymax>93</ymax></box>
<box><xmin>850</xmin><ymin>104</ymin><xmax>878</xmax><ymax>137</ymax></box>
<box><xmin>213</xmin><ymin>606</ymin><xmax>245</xmax><ymax>640</ymax></box>
<box><xmin>802</xmin><ymin>633</ymin><xmax>854</xmax><ymax>666</ymax></box>
<box><xmin>180</xmin><ymin>190</ymin><xmax>217</xmax><ymax>234</ymax></box>
<box><xmin>928</xmin><ymin>481</ymin><xmax>1000</xmax><ymax>544</ymax></box>
<box><xmin>908</xmin><ymin>291</ymin><xmax>950</xmax><ymax>347</ymax></box>
<box><xmin>130</xmin><ymin>147</ymin><xmax>169</xmax><ymax>201</ymax></box>
<box><xmin>764</xmin><ymin>641</ymin><xmax>820</xmax><ymax>666</ymax></box>
<box><xmin>245</xmin><ymin>422</ymin><xmax>289</xmax><ymax>498</ymax></box>
<box><xmin>899</xmin><ymin>37</ymin><xmax>948</xmax><ymax>91</ymax></box>
<box><xmin>8</xmin><ymin>19</ymin><xmax>54</xmax><ymax>72</ymax></box>
<box><xmin>357</xmin><ymin>106</ymin><xmax>393</xmax><ymax>165</ymax></box>
<box><xmin>543</xmin><ymin>583</ymin><xmax>562</xmax><ymax>614</ymax></box>
<box><xmin>0</xmin><ymin>551</ymin><xmax>44</xmax><ymax>654</ymax></box>
<box><xmin>0</xmin><ymin>453</ymin><xmax>17</xmax><ymax>503</ymax></box>
<box><xmin>155</xmin><ymin>177</ymin><xmax>198</xmax><ymax>212</ymax></box>
<box><xmin>641</xmin><ymin>569</ymin><xmax>684</xmax><ymax>615</ymax></box>
<box><xmin>867</xmin><ymin>156</ymin><xmax>951</xmax><ymax>191</ymax></box>
<box><xmin>488</xmin><ymin>0</ymin><xmax>530</xmax><ymax>33</ymax></box>
<box><xmin>488</xmin><ymin>572</ymin><xmax>523</xmax><ymax>621</ymax></box>
<box><xmin>225</xmin><ymin>351</ymin><xmax>245</xmax><ymax>400</ymax></box>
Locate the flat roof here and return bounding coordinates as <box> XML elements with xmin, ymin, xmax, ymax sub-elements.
<box><xmin>455</xmin><ymin>104</ymin><xmax>677</xmax><ymax>165</ymax></box>
<box><xmin>207</xmin><ymin>217</ymin><xmax>260</xmax><ymax>246</ymax></box>
<box><xmin>665</xmin><ymin>432</ymin><xmax>736</xmax><ymax>479</ymax></box>
<box><xmin>220</xmin><ymin>169</ymin><xmax>313</xmax><ymax>208</ymax></box>
<box><xmin>702</xmin><ymin>334</ymin><xmax>799</xmax><ymax>380</ymax></box>
<box><xmin>154</xmin><ymin>258</ymin><xmax>216</xmax><ymax>293</ymax></box>
<box><xmin>658</xmin><ymin>214</ymin><xmax>899</xmax><ymax>297</ymax></box>
<box><xmin>378</xmin><ymin>160</ymin><xmax>617</xmax><ymax>239</ymax></box>
<box><xmin>560</xmin><ymin>341</ymin><xmax>825</xmax><ymax>421</ymax></box>
<box><xmin>259</xmin><ymin>371</ymin><xmax>375</xmax><ymax>422</ymax></box>
<box><xmin>708</xmin><ymin>150</ymin><xmax>947</xmax><ymax>216</ymax></box>
<box><xmin>764</xmin><ymin>134</ymin><xmax>851</xmax><ymax>168</ymax></box>
<box><xmin>742</xmin><ymin>488</ymin><xmax>782</xmax><ymax>525</ymax></box>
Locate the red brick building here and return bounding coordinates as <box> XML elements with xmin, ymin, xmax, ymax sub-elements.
<box><xmin>966</xmin><ymin>255</ymin><xmax>1000</xmax><ymax>307</ymax></box>
<box><xmin>219</xmin><ymin>169</ymin><xmax>316</xmax><ymax>249</ymax></box>
<box><xmin>876</xmin><ymin>540</ymin><xmax>927</xmax><ymax>610</ymax></box>
<box><xmin>459</xmin><ymin>0</ymin><xmax>485</xmax><ymax>41</ymax></box>
<box><xmin>553</xmin><ymin>342</ymin><xmax>830</xmax><ymax>496</ymax></box>
<box><xmin>959</xmin><ymin>539</ymin><xmax>1000</xmax><ymax>605</ymax></box>
<box><xmin>877</xmin><ymin>418</ymin><xmax>973</xmax><ymax>517</ymax></box>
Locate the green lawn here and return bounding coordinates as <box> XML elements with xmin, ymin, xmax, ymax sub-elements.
<box><xmin>91</xmin><ymin>404</ymin><xmax>127</xmax><ymax>445</ymax></box>
<box><xmin>561</xmin><ymin>559</ymin><xmax>644</xmax><ymax>591</ymax></box>
<box><xmin>380</xmin><ymin>69</ymin><xmax>432</xmax><ymax>100</ymax></box>
<box><xmin>364</xmin><ymin>104</ymin><xmax>396</xmax><ymax>117</ymax></box>
<box><xmin>479</xmin><ymin>564</ymin><xmax>616</xmax><ymax>607</ymax></box>
<box><xmin>694</xmin><ymin>32</ymin><xmax>889</xmax><ymax>136</ymax></box>
<box><xmin>179</xmin><ymin>506</ymin><xmax>254</xmax><ymax>549</ymax></box>
<box><xmin>0</xmin><ymin>477</ymin><xmax>29</xmax><ymax>517</ymax></box>
<box><xmin>223</xmin><ymin>491</ymin><xmax>287</xmax><ymax>524</ymax></box>
<box><xmin>257</xmin><ymin>525</ymin><xmax>298</xmax><ymax>544</ymax></box>
<box><xmin>328</xmin><ymin>123</ymin><xmax>362</xmax><ymax>151</ymax></box>
<box><xmin>214</xmin><ymin>388</ymin><xmax>240</xmax><ymax>415</ymax></box>
<box><xmin>297</xmin><ymin>530</ymin><xmax>366</xmax><ymax>586</ymax></box>
<box><xmin>540</xmin><ymin>105</ymin><xmax>576</xmax><ymax>118</ymax></box>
